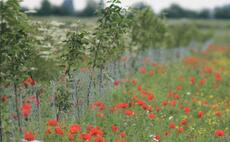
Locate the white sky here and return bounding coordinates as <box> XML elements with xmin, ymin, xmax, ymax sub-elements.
<box><xmin>20</xmin><ymin>0</ymin><xmax>230</xmax><ymax>13</ymax></box>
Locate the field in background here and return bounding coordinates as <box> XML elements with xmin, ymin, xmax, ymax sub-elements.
<box><xmin>31</xmin><ymin>16</ymin><xmax>230</xmax><ymax>45</ymax></box>
<box><xmin>167</xmin><ymin>19</ymin><xmax>230</xmax><ymax>45</ymax></box>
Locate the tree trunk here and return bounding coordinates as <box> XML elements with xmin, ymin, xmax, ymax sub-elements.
<box><xmin>56</xmin><ymin>107</ymin><xmax>60</xmax><ymax>121</ymax></box>
<box><xmin>0</xmin><ymin>98</ymin><xmax>3</xmax><ymax>142</ymax></box>
<box><xmin>14</xmin><ymin>83</ymin><xmax>22</xmax><ymax>134</ymax></box>
<box><xmin>87</xmin><ymin>69</ymin><xmax>93</xmax><ymax>107</ymax></box>
<box><xmin>98</xmin><ymin>67</ymin><xmax>103</xmax><ymax>96</ymax></box>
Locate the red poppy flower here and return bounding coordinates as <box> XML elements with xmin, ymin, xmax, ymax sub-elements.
<box><xmin>184</xmin><ymin>107</ymin><xmax>190</xmax><ymax>114</ymax></box>
<box><xmin>24</xmin><ymin>131</ymin><xmax>35</xmax><ymax>141</ymax></box>
<box><xmin>21</xmin><ymin>103</ymin><xmax>32</xmax><ymax>118</ymax></box>
<box><xmin>153</xmin><ymin>135</ymin><xmax>160</xmax><ymax>142</ymax></box>
<box><xmin>215</xmin><ymin>130</ymin><xmax>224</xmax><ymax>136</ymax></box>
<box><xmin>115</xmin><ymin>140</ymin><xmax>126</xmax><ymax>142</ymax></box>
<box><xmin>23</xmin><ymin>76</ymin><xmax>36</xmax><ymax>87</ymax></box>
<box><xmin>174</xmin><ymin>94</ymin><xmax>180</xmax><ymax>99</ymax></box>
<box><xmin>124</xmin><ymin>110</ymin><xmax>135</xmax><ymax>116</ymax></box>
<box><xmin>176</xmin><ymin>85</ymin><xmax>183</xmax><ymax>91</ymax></box>
<box><xmin>55</xmin><ymin>127</ymin><xmax>63</xmax><ymax>136</ymax></box>
<box><xmin>114</xmin><ymin>80</ymin><xmax>120</xmax><ymax>86</ymax></box>
<box><xmin>197</xmin><ymin>111</ymin><xmax>204</xmax><ymax>118</ymax></box>
<box><xmin>95</xmin><ymin>136</ymin><xmax>106</xmax><ymax>142</ymax></box>
<box><xmin>148</xmin><ymin>113</ymin><xmax>156</xmax><ymax>120</ymax></box>
<box><xmin>169</xmin><ymin>122</ymin><xmax>176</xmax><ymax>129</ymax></box>
<box><xmin>69</xmin><ymin>124</ymin><xmax>81</xmax><ymax>134</ymax></box>
<box><xmin>132</xmin><ymin>79</ymin><xmax>137</xmax><ymax>86</ymax></box>
<box><xmin>189</xmin><ymin>76</ymin><xmax>196</xmax><ymax>84</ymax></box>
<box><xmin>199</xmin><ymin>79</ymin><xmax>206</xmax><ymax>86</ymax></box>
<box><xmin>161</xmin><ymin>100</ymin><xmax>168</xmax><ymax>106</ymax></box>
<box><xmin>156</xmin><ymin>106</ymin><xmax>161</xmax><ymax>112</ymax></box>
<box><xmin>79</xmin><ymin>133</ymin><xmax>91</xmax><ymax>141</ymax></box>
<box><xmin>112</xmin><ymin>124</ymin><xmax>119</xmax><ymax>133</ymax></box>
<box><xmin>138</xmin><ymin>85</ymin><xmax>142</xmax><ymax>91</ymax></box>
<box><xmin>68</xmin><ymin>133</ymin><xmax>75</xmax><ymax>141</ymax></box>
<box><xmin>136</xmin><ymin>100</ymin><xmax>145</xmax><ymax>106</ymax></box>
<box><xmin>170</xmin><ymin>100</ymin><xmax>177</xmax><ymax>106</ymax></box>
<box><xmin>120</xmin><ymin>131</ymin><xmax>126</xmax><ymax>138</ymax></box>
<box><xmin>149</xmin><ymin>70</ymin><xmax>154</xmax><ymax>76</ymax></box>
<box><xmin>141</xmin><ymin>104</ymin><xmax>152</xmax><ymax>112</ymax></box>
<box><xmin>177</xmin><ymin>127</ymin><xmax>184</xmax><ymax>133</ymax></box>
<box><xmin>183</xmin><ymin>56</ymin><xmax>199</xmax><ymax>65</ymax></box>
<box><xmin>147</xmin><ymin>95</ymin><xmax>154</xmax><ymax>101</ymax></box>
<box><xmin>91</xmin><ymin>101</ymin><xmax>106</xmax><ymax>111</ymax></box>
<box><xmin>48</xmin><ymin>119</ymin><xmax>58</xmax><ymax>126</ymax></box>
<box><xmin>180</xmin><ymin>119</ymin><xmax>187</xmax><ymax>126</ymax></box>
<box><xmin>203</xmin><ymin>66</ymin><xmax>212</xmax><ymax>74</ymax></box>
<box><xmin>115</xmin><ymin>103</ymin><xmax>129</xmax><ymax>109</ymax></box>
<box><xmin>88</xmin><ymin>126</ymin><xmax>103</xmax><ymax>136</ymax></box>
<box><xmin>214</xmin><ymin>73</ymin><xmax>222</xmax><ymax>81</ymax></box>
<box><xmin>139</xmin><ymin>67</ymin><xmax>147</xmax><ymax>74</ymax></box>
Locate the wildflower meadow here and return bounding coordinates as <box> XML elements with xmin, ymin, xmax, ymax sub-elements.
<box><xmin>0</xmin><ymin>0</ymin><xmax>229</xmax><ymax>142</ymax></box>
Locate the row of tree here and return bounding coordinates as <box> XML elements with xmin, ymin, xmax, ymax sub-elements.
<box><xmin>160</xmin><ymin>3</ymin><xmax>230</xmax><ymax>19</ymax></box>
<box><xmin>22</xmin><ymin>0</ymin><xmax>230</xmax><ymax>19</ymax></box>
<box><xmin>22</xmin><ymin>0</ymin><xmax>104</xmax><ymax>17</ymax></box>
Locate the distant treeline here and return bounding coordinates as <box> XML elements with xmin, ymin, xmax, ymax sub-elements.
<box><xmin>22</xmin><ymin>0</ymin><xmax>230</xmax><ymax>19</ymax></box>
<box><xmin>22</xmin><ymin>0</ymin><xmax>104</xmax><ymax>17</ymax></box>
<box><xmin>160</xmin><ymin>3</ymin><xmax>230</xmax><ymax>19</ymax></box>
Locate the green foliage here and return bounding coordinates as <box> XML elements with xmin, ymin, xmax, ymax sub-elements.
<box><xmin>168</xmin><ymin>23</ymin><xmax>212</xmax><ymax>47</ymax></box>
<box><xmin>36</xmin><ymin>0</ymin><xmax>75</xmax><ymax>16</ymax></box>
<box><xmin>0</xmin><ymin>91</ymin><xmax>11</xmax><ymax>141</ymax></box>
<box><xmin>198</xmin><ymin>9</ymin><xmax>211</xmax><ymax>19</ymax></box>
<box><xmin>161</xmin><ymin>4</ymin><xmax>198</xmax><ymax>19</ymax></box>
<box><xmin>214</xmin><ymin>4</ymin><xmax>230</xmax><ymax>19</ymax></box>
<box><xmin>0</xmin><ymin>0</ymin><xmax>35</xmax><ymax>84</ymax></box>
<box><xmin>130</xmin><ymin>8</ymin><xmax>168</xmax><ymax>51</ymax></box>
<box><xmin>161</xmin><ymin>3</ymin><xmax>230</xmax><ymax>19</ymax></box>
<box><xmin>168</xmin><ymin>23</ymin><xmax>199</xmax><ymax>47</ymax></box>
<box><xmin>90</xmin><ymin>0</ymin><xmax>129</xmax><ymax>68</ymax></box>
<box><xmin>26</xmin><ymin>54</ymin><xmax>59</xmax><ymax>82</ymax></box>
<box><xmin>62</xmin><ymin>31</ymin><xmax>89</xmax><ymax>75</ymax></box>
<box><xmin>0</xmin><ymin>1</ymin><xmax>38</xmax><ymax>138</ymax></box>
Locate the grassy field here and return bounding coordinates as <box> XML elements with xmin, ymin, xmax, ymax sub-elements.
<box><xmin>2</xmin><ymin>17</ymin><xmax>230</xmax><ymax>141</ymax></box>
<box><xmin>27</xmin><ymin>41</ymin><xmax>230</xmax><ymax>142</ymax></box>
<box><xmin>166</xmin><ymin>19</ymin><xmax>230</xmax><ymax>45</ymax></box>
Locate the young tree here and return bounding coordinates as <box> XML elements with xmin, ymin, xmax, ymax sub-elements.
<box><xmin>90</xmin><ymin>0</ymin><xmax>129</xmax><ymax>68</ymax></box>
<box><xmin>62</xmin><ymin>31</ymin><xmax>89</xmax><ymax>78</ymax></box>
<box><xmin>88</xmin><ymin>0</ymin><xmax>129</xmax><ymax>97</ymax></box>
<box><xmin>0</xmin><ymin>0</ymin><xmax>35</xmax><ymax>136</ymax></box>
<box><xmin>129</xmin><ymin>7</ymin><xmax>167</xmax><ymax>65</ymax></box>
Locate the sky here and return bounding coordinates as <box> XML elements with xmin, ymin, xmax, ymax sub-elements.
<box><xmin>20</xmin><ymin>0</ymin><xmax>230</xmax><ymax>13</ymax></box>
